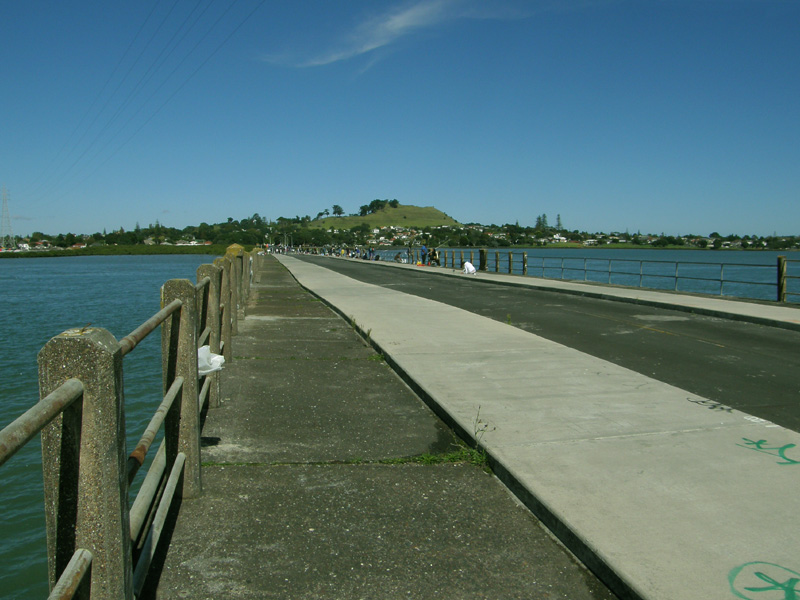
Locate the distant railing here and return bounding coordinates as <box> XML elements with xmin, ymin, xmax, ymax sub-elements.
<box><xmin>0</xmin><ymin>244</ymin><xmax>255</xmax><ymax>598</ymax></box>
<box><xmin>433</xmin><ymin>249</ymin><xmax>799</xmax><ymax>304</ymax></box>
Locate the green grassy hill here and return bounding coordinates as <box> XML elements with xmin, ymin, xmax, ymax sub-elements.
<box><xmin>312</xmin><ymin>204</ymin><xmax>461</xmax><ymax>229</ymax></box>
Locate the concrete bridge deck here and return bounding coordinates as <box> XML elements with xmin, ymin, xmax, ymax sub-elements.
<box><xmin>150</xmin><ymin>254</ymin><xmax>799</xmax><ymax>599</ymax></box>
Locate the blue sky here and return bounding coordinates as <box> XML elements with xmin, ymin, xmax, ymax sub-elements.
<box><xmin>1</xmin><ymin>0</ymin><xmax>798</xmax><ymax>238</ymax></box>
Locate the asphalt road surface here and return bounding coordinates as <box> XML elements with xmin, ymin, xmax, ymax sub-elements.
<box><xmin>293</xmin><ymin>255</ymin><xmax>800</xmax><ymax>433</ymax></box>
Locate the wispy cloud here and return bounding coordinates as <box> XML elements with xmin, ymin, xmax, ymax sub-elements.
<box><xmin>263</xmin><ymin>0</ymin><xmax>481</xmax><ymax>68</ymax></box>
<box><xmin>306</xmin><ymin>0</ymin><xmax>458</xmax><ymax>66</ymax></box>
<box><xmin>261</xmin><ymin>0</ymin><xmax>579</xmax><ymax>69</ymax></box>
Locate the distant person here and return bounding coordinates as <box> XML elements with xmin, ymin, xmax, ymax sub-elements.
<box><xmin>421</xmin><ymin>244</ymin><xmax>428</xmax><ymax>265</ymax></box>
<box><xmin>429</xmin><ymin>248</ymin><xmax>438</xmax><ymax>266</ymax></box>
<box><xmin>462</xmin><ymin>260</ymin><xmax>476</xmax><ymax>275</ymax></box>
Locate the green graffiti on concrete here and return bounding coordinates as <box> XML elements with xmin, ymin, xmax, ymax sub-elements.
<box><xmin>729</xmin><ymin>562</ymin><xmax>800</xmax><ymax>600</ymax></box>
<box><xmin>737</xmin><ymin>438</ymin><xmax>800</xmax><ymax>465</ymax></box>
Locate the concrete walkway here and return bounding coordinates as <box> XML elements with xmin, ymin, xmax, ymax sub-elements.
<box><xmin>276</xmin><ymin>254</ymin><xmax>800</xmax><ymax>600</ymax></box>
<box><xmin>148</xmin><ymin>255</ymin><xmax>618</xmax><ymax>599</ymax></box>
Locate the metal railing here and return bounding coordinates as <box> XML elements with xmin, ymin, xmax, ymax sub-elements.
<box><xmin>0</xmin><ymin>244</ymin><xmax>255</xmax><ymax>599</ymax></box>
<box><xmin>433</xmin><ymin>249</ymin><xmax>799</xmax><ymax>304</ymax></box>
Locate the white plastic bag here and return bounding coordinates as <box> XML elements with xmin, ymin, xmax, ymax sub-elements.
<box><xmin>198</xmin><ymin>345</ymin><xmax>225</xmax><ymax>375</ymax></box>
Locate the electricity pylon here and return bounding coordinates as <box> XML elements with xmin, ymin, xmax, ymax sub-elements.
<box><xmin>1</xmin><ymin>186</ymin><xmax>14</xmax><ymax>250</ymax></box>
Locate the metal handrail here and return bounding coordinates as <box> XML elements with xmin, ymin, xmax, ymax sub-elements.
<box><xmin>0</xmin><ymin>246</ymin><xmax>254</xmax><ymax>598</ymax></box>
<box><xmin>119</xmin><ymin>299</ymin><xmax>182</xmax><ymax>356</ymax></box>
<box><xmin>433</xmin><ymin>249</ymin><xmax>797</xmax><ymax>303</ymax></box>
<box><xmin>47</xmin><ymin>549</ymin><xmax>93</xmax><ymax>600</ymax></box>
<box><xmin>0</xmin><ymin>378</ymin><xmax>84</xmax><ymax>467</ymax></box>
<box><xmin>127</xmin><ymin>377</ymin><xmax>184</xmax><ymax>483</ymax></box>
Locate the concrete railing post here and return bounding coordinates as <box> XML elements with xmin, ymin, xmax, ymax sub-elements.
<box><xmin>38</xmin><ymin>328</ymin><xmax>133</xmax><ymax>599</ymax></box>
<box><xmin>161</xmin><ymin>279</ymin><xmax>202</xmax><ymax>499</ymax></box>
<box><xmin>215</xmin><ymin>256</ymin><xmax>233</xmax><ymax>362</ymax></box>
<box><xmin>508</xmin><ymin>251</ymin><xmax>513</xmax><ymax>274</ymax></box>
<box><xmin>777</xmin><ymin>255</ymin><xmax>787</xmax><ymax>302</ymax></box>
<box><xmin>479</xmin><ymin>248</ymin><xmax>487</xmax><ymax>271</ymax></box>
<box><xmin>243</xmin><ymin>251</ymin><xmax>254</xmax><ymax>304</ymax></box>
<box><xmin>225</xmin><ymin>245</ymin><xmax>243</xmax><ymax>334</ymax></box>
<box><xmin>522</xmin><ymin>252</ymin><xmax>528</xmax><ymax>276</ymax></box>
<box><xmin>198</xmin><ymin>263</ymin><xmax>223</xmax><ymax>407</ymax></box>
<box><xmin>233</xmin><ymin>253</ymin><xmax>242</xmax><ymax>331</ymax></box>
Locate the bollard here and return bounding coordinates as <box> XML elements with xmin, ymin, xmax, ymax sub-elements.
<box><xmin>161</xmin><ymin>279</ymin><xmax>202</xmax><ymax>499</ymax></box>
<box><xmin>38</xmin><ymin>328</ymin><xmax>133</xmax><ymax>599</ymax></box>
<box><xmin>522</xmin><ymin>252</ymin><xmax>528</xmax><ymax>276</ymax></box>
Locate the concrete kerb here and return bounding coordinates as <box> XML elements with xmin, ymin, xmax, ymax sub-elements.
<box><xmin>313</xmin><ymin>254</ymin><xmax>800</xmax><ymax>333</ymax></box>
<box><xmin>276</xmin><ymin>258</ymin><xmax>644</xmax><ymax>600</ymax></box>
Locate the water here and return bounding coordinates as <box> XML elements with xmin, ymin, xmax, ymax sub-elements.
<box><xmin>0</xmin><ymin>254</ymin><xmax>217</xmax><ymax>599</ymax></box>
<box><xmin>378</xmin><ymin>247</ymin><xmax>800</xmax><ymax>303</ymax></box>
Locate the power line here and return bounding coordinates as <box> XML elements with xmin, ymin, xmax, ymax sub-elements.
<box><xmin>31</xmin><ymin>1</ymin><xmax>266</xmax><ymax>210</ymax></box>
<box><xmin>70</xmin><ymin>0</ymin><xmax>268</xmax><ymax>192</ymax></box>
<box><xmin>26</xmin><ymin>1</ymin><xmax>163</xmax><ymax>200</ymax></box>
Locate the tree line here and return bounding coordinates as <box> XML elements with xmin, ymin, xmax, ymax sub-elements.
<box><xmin>14</xmin><ymin>206</ymin><xmax>798</xmax><ymax>252</ymax></box>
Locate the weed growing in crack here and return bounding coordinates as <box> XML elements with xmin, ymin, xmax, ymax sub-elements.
<box><xmin>473</xmin><ymin>405</ymin><xmax>496</xmax><ymax>444</ymax></box>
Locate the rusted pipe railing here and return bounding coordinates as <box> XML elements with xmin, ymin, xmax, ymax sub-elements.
<box><xmin>0</xmin><ymin>378</ymin><xmax>84</xmax><ymax>468</ymax></box>
<box><xmin>127</xmin><ymin>376</ymin><xmax>183</xmax><ymax>484</ymax></box>
<box><xmin>47</xmin><ymin>548</ymin><xmax>93</xmax><ymax>600</ymax></box>
<box><xmin>118</xmin><ymin>299</ymin><xmax>182</xmax><ymax>357</ymax></box>
<box><xmin>0</xmin><ymin>244</ymin><xmax>252</xmax><ymax>599</ymax></box>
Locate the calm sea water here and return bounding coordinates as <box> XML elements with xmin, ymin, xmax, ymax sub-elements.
<box><xmin>0</xmin><ymin>254</ymin><xmax>216</xmax><ymax>599</ymax></box>
<box><xmin>379</xmin><ymin>247</ymin><xmax>800</xmax><ymax>302</ymax></box>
